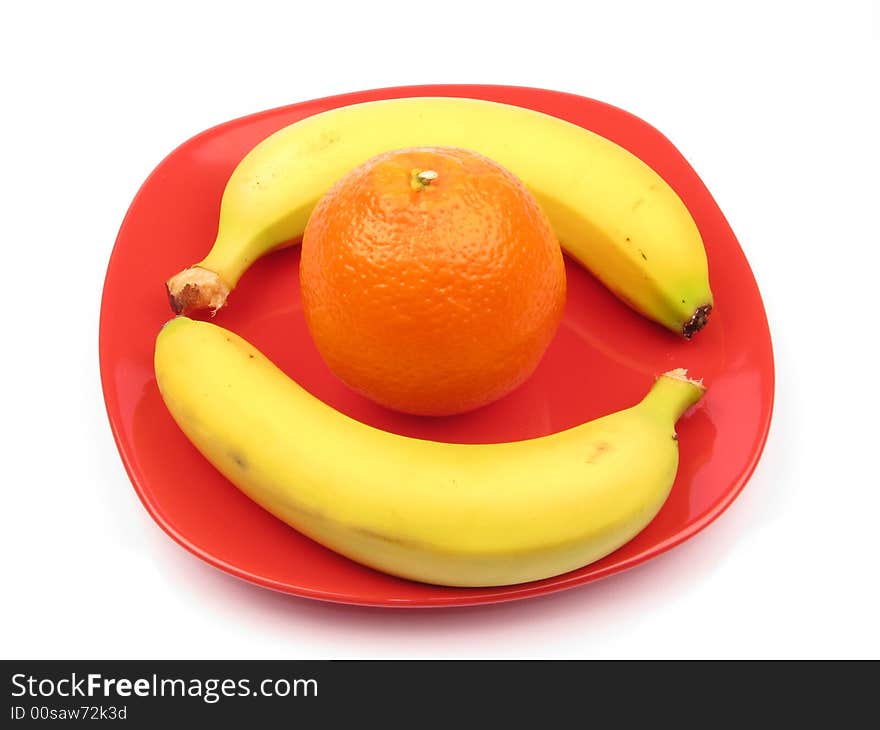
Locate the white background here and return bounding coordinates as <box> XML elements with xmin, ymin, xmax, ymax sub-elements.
<box><xmin>2</xmin><ymin>1</ymin><xmax>878</xmax><ymax>659</ymax></box>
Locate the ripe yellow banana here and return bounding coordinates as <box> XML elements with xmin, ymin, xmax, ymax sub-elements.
<box><xmin>166</xmin><ymin>97</ymin><xmax>713</xmax><ymax>337</ymax></box>
<box><xmin>155</xmin><ymin>316</ymin><xmax>706</xmax><ymax>587</ymax></box>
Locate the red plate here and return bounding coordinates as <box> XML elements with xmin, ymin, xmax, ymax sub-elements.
<box><xmin>100</xmin><ymin>85</ymin><xmax>774</xmax><ymax>607</ymax></box>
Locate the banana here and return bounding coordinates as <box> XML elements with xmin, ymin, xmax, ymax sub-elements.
<box><xmin>166</xmin><ymin>97</ymin><xmax>713</xmax><ymax>337</ymax></box>
<box><xmin>155</xmin><ymin>316</ymin><xmax>706</xmax><ymax>587</ymax></box>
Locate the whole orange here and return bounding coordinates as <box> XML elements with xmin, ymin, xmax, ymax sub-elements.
<box><xmin>300</xmin><ymin>147</ymin><xmax>566</xmax><ymax>416</ymax></box>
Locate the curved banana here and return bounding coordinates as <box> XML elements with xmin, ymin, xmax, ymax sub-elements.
<box><xmin>155</xmin><ymin>317</ymin><xmax>706</xmax><ymax>587</ymax></box>
<box><xmin>166</xmin><ymin>97</ymin><xmax>713</xmax><ymax>337</ymax></box>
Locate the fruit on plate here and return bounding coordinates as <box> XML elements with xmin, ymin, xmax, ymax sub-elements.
<box><xmin>166</xmin><ymin>97</ymin><xmax>713</xmax><ymax>337</ymax></box>
<box><xmin>154</xmin><ymin>316</ymin><xmax>706</xmax><ymax>587</ymax></box>
<box><xmin>300</xmin><ymin>146</ymin><xmax>566</xmax><ymax>416</ymax></box>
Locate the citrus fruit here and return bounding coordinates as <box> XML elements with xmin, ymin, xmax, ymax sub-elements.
<box><xmin>300</xmin><ymin>146</ymin><xmax>566</xmax><ymax>416</ymax></box>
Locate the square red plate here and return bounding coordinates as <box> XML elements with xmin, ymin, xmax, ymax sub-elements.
<box><xmin>99</xmin><ymin>84</ymin><xmax>774</xmax><ymax>607</ymax></box>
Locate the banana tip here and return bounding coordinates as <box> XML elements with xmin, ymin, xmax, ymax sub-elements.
<box><xmin>159</xmin><ymin>316</ymin><xmax>190</xmax><ymax>332</ymax></box>
<box><xmin>682</xmin><ymin>304</ymin><xmax>712</xmax><ymax>339</ymax></box>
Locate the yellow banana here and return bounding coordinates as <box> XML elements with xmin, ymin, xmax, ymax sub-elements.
<box><xmin>166</xmin><ymin>97</ymin><xmax>713</xmax><ymax>337</ymax></box>
<box><xmin>155</xmin><ymin>317</ymin><xmax>706</xmax><ymax>587</ymax></box>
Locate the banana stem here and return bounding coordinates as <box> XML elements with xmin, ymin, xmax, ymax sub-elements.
<box><xmin>165</xmin><ymin>266</ymin><xmax>231</xmax><ymax>315</ymax></box>
<box><xmin>639</xmin><ymin>369</ymin><xmax>706</xmax><ymax>423</ymax></box>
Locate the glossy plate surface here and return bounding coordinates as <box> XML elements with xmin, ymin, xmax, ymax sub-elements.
<box><xmin>99</xmin><ymin>85</ymin><xmax>774</xmax><ymax>607</ymax></box>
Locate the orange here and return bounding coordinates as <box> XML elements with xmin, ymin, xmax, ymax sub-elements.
<box><xmin>300</xmin><ymin>146</ymin><xmax>566</xmax><ymax>416</ymax></box>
